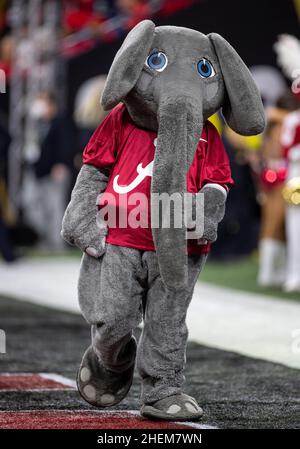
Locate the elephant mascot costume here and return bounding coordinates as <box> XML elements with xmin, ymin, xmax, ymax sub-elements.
<box><xmin>62</xmin><ymin>20</ymin><xmax>265</xmax><ymax>421</ymax></box>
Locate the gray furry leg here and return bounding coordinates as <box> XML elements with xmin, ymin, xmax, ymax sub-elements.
<box><xmin>92</xmin><ymin>326</ymin><xmax>137</xmax><ymax>373</ymax></box>
<box><xmin>77</xmin><ymin>244</ymin><xmax>146</xmax><ymax>407</ymax></box>
<box><xmin>137</xmin><ymin>253</ymin><xmax>207</xmax><ymax>404</ymax></box>
<box><xmin>78</xmin><ymin>243</ymin><xmax>146</xmax><ymax>373</ymax></box>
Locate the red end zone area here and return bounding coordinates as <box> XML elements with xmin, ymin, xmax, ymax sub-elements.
<box><xmin>0</xmin><ymin>410</ymin><xmax>197</xmax><ymax>429</ymax></box>
<box><xmin>0</xmin><ymin>373</ymin><xmax>199</xmax><ymax>429</ymax></box>
<box><xmin>0</xmin><ymin>373</ymin><xmax>76</xmax><ymax>391</ymax></box>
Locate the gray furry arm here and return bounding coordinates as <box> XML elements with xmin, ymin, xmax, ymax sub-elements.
<box><xmin>61</xmin><ymin>164</ymin><xmax>109</xmax><ymax>257</ymax></box>
<box><xmin>187</xmin><ymin>184</ymin><xmax>227</xmax><ymax>242</ymax></box>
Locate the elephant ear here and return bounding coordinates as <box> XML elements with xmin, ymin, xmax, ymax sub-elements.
<box><xmin>209</xmin><ymin>33</ymin><xmax>265</xmax><ymax>135</ymax></box>
<box><xmin>101</xmin><ymin>20</ymin><xmax>155</xmax><ymax>110</ymax></box>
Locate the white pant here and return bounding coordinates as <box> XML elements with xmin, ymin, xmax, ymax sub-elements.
<box><xmin>258</xmin><ymin>239</ymin><xmax>286</xmax><ymax>287</ymax></box>
<box><xmin>285</xmin><ymin>205</ymin><xmax>300</xmax><ymax>291</ymax></box>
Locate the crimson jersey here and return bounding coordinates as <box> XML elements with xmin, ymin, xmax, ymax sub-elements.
<box><xmin>83</xmin><ymin>104</ymin><xmax>234</xmax><ymax>255</ymax></box>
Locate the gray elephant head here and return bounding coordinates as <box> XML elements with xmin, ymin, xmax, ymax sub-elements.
<box><xmin>101</xmin><ymin>20</ymin><xmax>265</xmax><ymax>290</ymax></box>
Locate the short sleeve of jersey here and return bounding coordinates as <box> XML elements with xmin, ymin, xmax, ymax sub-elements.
<box><xmin>200</xmin><ymin>122</ymin><xmax>234</xmax><ymax>189</ymax></box>
<box><xmin>82</xmin><ymin>104</ymin><xmax>125</xmax><ymax>169</ymax></box>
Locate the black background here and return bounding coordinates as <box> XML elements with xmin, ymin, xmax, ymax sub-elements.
<box><xmin>66</xmin><ymin>0</ymin><xmax>300</xmax><ymax>113</ymax></box>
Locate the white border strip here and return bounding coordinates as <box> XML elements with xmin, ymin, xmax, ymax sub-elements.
<box><xmin>0</xmin><ymin>409</ymin><xmax>218</xmax><ymax>429</ymax></box>
<box><xmin>0</xmin><ymin>374</ymin><xmax>217</xmax><ymax>428</ymax></box>
<box><xmin>39</xmin><ymin>373</ymin><xmax>76</xmax><ymax>388</ymax></box>
<box><xmin>0</xmin><ymin>372</ymin><xmax>76</xmax><ymax>390</ymax></box>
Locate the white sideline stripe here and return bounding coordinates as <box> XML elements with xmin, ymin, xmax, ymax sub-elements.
<box><xmin>0</xmin><ymin>372</ymin><xmax>76</xmax><ymax>389</ymax></box>
<box><xmin>124</xmin><ymin>409</ymin><xmax>217</xmax><ymax>429</ymax></box>
<box><xmin>0</xmin><ymin>373</ymin><xmax>217</xmax><ymax>427</ymax></box>
<box><xmin>40</xmin><ymin>373</ymin><xmax>76</xmax><ymax>388</ymax></box>
<box><xmin>0</xmin><ymin>258</ymin><xmax>81</xmax><ymax>314</ymax></box>
<box><xmin>1</xmin><ymin>258</ymin><xmax>300</xmax><ymax>369</ymax></box>
<box><xmin>0</xmin><ymin>409</ymin><xmax>218</xmax><ymax>429</ymax></box>
<box><xmin>180</xmin><ymin>421</ymin><xmax>217</xmax><ymax>430</ymax></box>
<box><xmin>128</xmin><ymin>409</ymin><xmax>217</xmax><ymax>429</ymax></box>
<box><xmin>189</xmin><ymin>282</ymin><xmax>300</xmax><ymax>370</ymax></box>
<box><xmin>0</xmin><ymin>389</ymin><xmax>73</xmax><ymax>392</ymax></box>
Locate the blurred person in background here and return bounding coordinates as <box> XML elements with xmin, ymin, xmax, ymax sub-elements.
<box><xmin>0</xmin><ymin>33</ymin><xmax>14</xmax><ymax>79</ymax></box>
<box><xmin>28</xmin><ymin>92</ymin><xmax>73</xmax><ymax>250</ymax></box>
<box><xmin>210</xmin><ymin>123</ymin><xmax>261</xmax><ymax>261</ymax></box>
<box><xmin>63</xmin><ymin>0</ymin><xmax>107</xmax><ymax>37</ymax></box>
<box><xmin>62</xmin><ymin>0</ymin><xmax>163</xmax><ymax>55</ymax></box>
<box><xmin>115</xmin><ymin>0</ymin><xmax>154</xmax><ymax>27</ymax></box>
<box><xmin>73</xmin><ymin>75</ymin><xmax>110</xmax><ymax>177</ymax></box>
<box><xmin>281</xmin><ymin>107</ymin><xmax>300</xmax><ymax>292</ymax></box>
<box><xmin>210</xmin><ymin>68</ymin><xmax>297</xmax><ymax>269</ymax></box>
<box><xmin>273</xmin><ymin>33</ymin><xmax>300</xmax><ymax>292</ymax></box>
<box><xmin>257</xmin><ymin>92</ymin><xmax>300</xmax><ymax>288</ymax></box>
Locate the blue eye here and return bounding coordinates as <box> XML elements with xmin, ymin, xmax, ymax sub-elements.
<box><xmin>197</xmin><ymin>58</ymin><xmax>215</xmax><ymax>78</ymax></box>
<box><xmin>146</xmin><ymin>52</ymin><xmax>168</xmax><ymax>72</ymax></box>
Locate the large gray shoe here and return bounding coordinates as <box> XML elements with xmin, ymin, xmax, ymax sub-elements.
<box><xmin>141</xmin><ymin>393</ymin><xmax>203</xmax><ymax>421</ymax></box>
<box><xmin>77</xmin><ymin>339</ymin><xmax>136</xmax><ymax>408</ymax></box>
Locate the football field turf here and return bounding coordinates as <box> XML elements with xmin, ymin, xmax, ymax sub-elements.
<box><xmin>0</xmin><ymin>295</ymin><xmax>299</xmax><ymax>429</ymax></box>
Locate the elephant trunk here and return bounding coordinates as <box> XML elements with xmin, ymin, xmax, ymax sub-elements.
<box><xmin>151</xmin><ymin>93</ymin><xmax>203</xmax><ymax>290</ymax></box>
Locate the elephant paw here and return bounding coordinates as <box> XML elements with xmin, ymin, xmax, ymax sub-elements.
<box><xmin>77</xmin><ymin>342</ymin><xmax>136</xmax><ymax>408</ymax></box>
<box><xmin>141</xmin><ymin>393</ymin><xmax>203</xmax><ymax>421</ymax></box>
